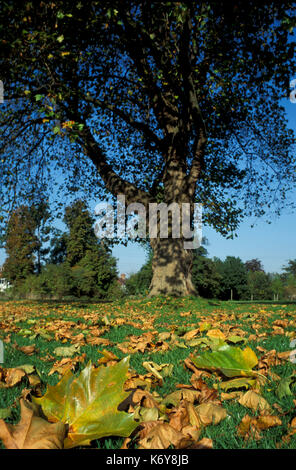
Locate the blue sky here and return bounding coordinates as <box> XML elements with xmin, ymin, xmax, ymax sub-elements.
<box><xmin>1</xmin><ymin>95</ymin><xmax>296</xmax><ymax>276</ymax></box>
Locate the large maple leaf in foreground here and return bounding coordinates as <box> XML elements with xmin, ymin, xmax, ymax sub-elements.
<box><xmin>33</xmin><ymin>357</ymin><xmax>138</xmax><ymax>448</ymax></box>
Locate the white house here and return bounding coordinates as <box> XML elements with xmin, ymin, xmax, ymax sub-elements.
<box><xmin>0</xmin><ymin>266</ymin><xmax>11</xmax><ymax>292</ymax></box>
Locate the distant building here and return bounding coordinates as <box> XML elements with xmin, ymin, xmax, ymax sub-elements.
<box><xmin>0</xmin><ymin>266</ymin><xmax>11</xmax><ymax>292</ymax></box>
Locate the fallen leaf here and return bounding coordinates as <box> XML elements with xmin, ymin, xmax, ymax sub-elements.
<box><xmin>195</xmin><ymin>403</ymin><xmax>227</xmax><ymax>426</ymax></box>
<box><xmin>214</xmin><ymin>377</ymin><xmax>256</xmax><ymax>392</ymax></box>
<box><xmin>54</xmin><ymin>344</ymin><xmax>81</xmax><ymax>357</ymax></box>
<box><xmin>0</xmin><ymin>399</ymin><xmax>66</xmax><ymax>449</ymax></box>
<box><xmin>33</xmin><ymin>357</ymin><xmax>138</xmax><ymax>448</ymax></box>
<box><xmin>138</xmin><ymin>422</ymin><xmax>192</xmax><ymax>449</ymax></box>
<box><xmin>238</xmin><ymin>391</ymin><xmax>272</xmax><ymax>413</ymax></box>
<box><xmin>191</xmin><ymin>345</ymin><xmax>258</xmax><ymax>378</ymax></box>
<box><xmin>238</xmin><ymin>413</ymin><xmax>281</xmax><ymax>441</ymax></box>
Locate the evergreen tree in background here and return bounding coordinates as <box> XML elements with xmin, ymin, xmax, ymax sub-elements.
<box><xmin>3</xmin><ymin>206</ymin><xmax>38</xmax><ymax>283</ymax></box>
<box><xmin>62</xmin><ymin>200</ymin><xmax>118</xmax><ymax>297</ymax></box>
<box><xmin>64</xmin><ymin>200</ymin><xmax>99</xmax><ymax>267</ymax></box>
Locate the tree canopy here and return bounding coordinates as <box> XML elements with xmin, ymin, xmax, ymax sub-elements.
<box><xmin>1</xmin><ymin>1</ymin><xmax>296</xmax><ymax>295</ymax></box>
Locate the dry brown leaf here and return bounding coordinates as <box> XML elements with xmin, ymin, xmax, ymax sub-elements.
<box><xmin>237</xmin><ymin>414</ymin><xmax>261</xmax><ymax>440</ymax></box>
<box><xmin>0</xmin><ymin>399</ymin><xmax>66</xmax><ymax>449</ymax></box>
<box><xmin>138</xmin><ymin>422</ymin><xmax>192</xmax><ymax>449</ymax></box>
<box><xmin>238</xmin><ymin>390</ymin><xmax>272</xmax><ymax>413</ymax></box>
<box><xmin>16</xmin><ymin>345</ymin><xmax>37</xmax><ymax>356</ymax></box>
<box><xmin>0</xmin><ymin>367</ymin><xmax>26</xmax><ymax>388</ymax></box>
<box><xmin>168</xmin><ymin>400</ymin><xmax>190</xmax><ymax>432</ymax></box>
<box><xmin>183</xmin><ymin>328</ymin><xmax>200</xmax><ymax>341</ymax></box>
<box><xmin>158</xmin><ymin>332</ymin><xmax>171</xmax><ymax>341</ymax></box>
<box><xmin>238</xmin><ymin>413</ymin><xmax>282</xmax><ymax>441</ymax></box>
<box><xmin>184</xmin><ymin>358</ymin><xmax>212</xmax><ymax>378</ymax></box>
<box><xmin>220</xmin><ymin>391</ymin><xmax>243</xmax><ymax>401</ymax></box>
<box><xmin>190</xmin><ymin>437</ymin><xmax>213</xmax><ymax>449</ymax></box>
<box><xmin>132</xmin><ymin>389</ymin><xmax>160</xmax><ymax>409</ymax></box>
<box><xmin>195</xmin><ymin>403</ymin><xmax>227</xmax><ymax>426</ymax></box>
<box><xmin>97</xmin><ymin>349</ymin><xmax>119</xmax><ymax>365</ymax></box>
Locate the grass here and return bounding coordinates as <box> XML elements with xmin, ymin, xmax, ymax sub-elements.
<box><xmin>0</xmin><ymin>296</ymin><xmax>296</xmax><ymax>449</ymax></box>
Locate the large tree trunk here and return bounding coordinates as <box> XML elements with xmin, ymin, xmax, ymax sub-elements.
<box><xmin>149</xmin><ymin>237</ymin><xmax>196</xmax><ymax>297</ymax></box>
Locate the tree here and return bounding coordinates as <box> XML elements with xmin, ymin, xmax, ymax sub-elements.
<box><xmin>3</xmin><ymin>206</ymin><xmax>39</xmax><ymax>283</ymax></box>
<box><xmin>216</xmin><ymin>256</ymin><xmax>248</xmax><ymax>300</ymax></box>
<box><xmin>247</xmin><ymin>271</ymin><xmax>272</xmax><ymax>300</ymax></box>
<box><xmin>270</xmin><ymin>274</ymin><xmax>284</xmax><ymax>301</ymax></box>
<box><xmin>64</xmin><ymin>200</ymin><xmax>100</xmax><ymax>267</ymax></box>
<box><xmin>192</xmin><ymin>247</ymin><xmax>222</xmax><ymax>299</ymax></box>
<box><xmin>125</xmin><ymin>251</ymin><xmax>153</xmax><ymax>296</ymax></box>
<box><xmin>1</xmin><ymin>2</ymin><xmax>296</xmax><ymax>296</ymax></box>
<box><xmin>49</xmin><ymin>231</ymin><xmax>68</xmax><ymax>265</ymax></box>
<box><xmin>282</xmin><ymin>259</ymin><xmax>296</xmax><ymax>279</ymax></box>
<box><xmin>245</xmin><ymin>259</ymin><xmax>264</xmax><ymax>273</ymax></box>
<box><xmin>63</xmin><ymin>200</ymin><xmax>118</xmax><ymax>297</ymax></box>
<box><xmin>284</xmin><ymin>274</ymin><xmax>296</xmax><ymax>300</ymax></box>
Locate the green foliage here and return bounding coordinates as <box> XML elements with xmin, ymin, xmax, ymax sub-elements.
<box><xmin>283</xmin><ymin>274</ymin><xmax>296</xmax><ymax>300</ymax></box>
<box><xmin>215</xmin><ymin>256</ymin><xmax>248</xmax><ymax>300</ymax></box>
<box><xmin>192</xmin><ymin>247</ymin><xmax>222</xmax><ymax>299</ymax></box>
<box><xmin>10</xmin><ymin>264</ymin><xmax>74</xmax><ymax>300</ymax></box>
<box><xmin>3</xmin><ymin>206</ymin><xmax>39</xmax><ymax>284</ymax></box>
<box><xmin>125</xmin><ymin>254</ymin><xmax>153</xmax><ymax>296</ymax></box>
<box><xmin>4</xmin><ymin>200</ymin><xmax>118</xmax><ymax>300</ymax></box>
<box><xmin>282</xmin><ymin>259</ymin><xmax>296</xmax><ymax>279</ymax></box>
<box><xmin>245</xmin><ymin>259</ymin><xmax>264</xmax><ymax>273</ymax></box>
<box><xmin>72</xmin><ymin>246</ymin><xmax>118</xmax><ymax>298</ymax></box>
<box><xmin>64</xmin><ymin>200</ymin><xmax>99</xmax><ymax>267</ymax></box>
<box><xmin>247</xmin><ymin>271</ymin><xmax>272</xmax><ymax>301</ymax></box>
<box><xmin>270</xmin><ymin>274</ymin><xmax>284</xmax><ymax>301</ymax></box>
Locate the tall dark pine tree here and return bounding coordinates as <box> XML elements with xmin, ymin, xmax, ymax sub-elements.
<box><xmin>63</xmin><ymin>200</ymin><xmax>118</xmax><ymax>297</ymax></box>
<box><xmin>3</xmin><ymin>206</ymin><xmax>38</xmax><ymax>283</ymax></box>
<box><xmin>64</xmin><ymin>200</ymin><xmax>101</xmax><ymax>267</ymax></box>
<box><xmin>1</xmin><ymin>2</ymin><xmax>296</xmax><ymax>296</ymax></box>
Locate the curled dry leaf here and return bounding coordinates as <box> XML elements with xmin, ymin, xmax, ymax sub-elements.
<box><xmin>138</xmin><ymin>421</ymin><xmax>192</xmax><ymax>450</ymax></box>
<box><xmin>15</xmin><ymin>344</ymin><xmax>38</xmax><ymax>356</ymax></box>
<box><xmin>213</xmin><ymin>377</ymin><xmax>256</xmax><ymax>392</ymax></box>
<box><xmin>162</xmin><ymin>389</ymin><xmax>201</xmax><ymax>408</ymax></box>
<box><xmin>142</xmin><ymin>361</ymin><xmax>173</xmax><ymax>380</ymax></box>
<box><xmin>238</xmin><ymin>390</ymin><xmax>272</xmax><ymax>413</ymax></box>
<box><xmin>190</xmin><ymin>437</ymin><xmax>213</xmax><ymax>449</ymax></box>
<box><xmin>238</xmin><ymin>414</ymin><xmax>282</xmax><ymax>441</ymax></box>
<box><xmin>0</xmin><ymin>399</ymin><xmax>66</xmax><ymax>449</ymax></box>
<box><xmin>195</xmin><ymin>403</ymin><xmax>227</xmax><ymax>426</ymax></box>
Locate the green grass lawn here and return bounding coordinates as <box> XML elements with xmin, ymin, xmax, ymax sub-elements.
<box><xmin>1</xmin><ymin>296</ymin><xmax>296</xmax><ymax>449</ymax></box>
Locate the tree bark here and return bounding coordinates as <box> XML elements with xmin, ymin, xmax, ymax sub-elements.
<box><xmin>149</xmin><ymin>237</ymin><xmax>196</xmax><ymax>297</ymax></box>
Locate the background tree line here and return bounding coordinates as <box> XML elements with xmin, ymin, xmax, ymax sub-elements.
<box><xmin>125</xmin><ymin>246</ymin><xmax>296</xmax><ymax>302</ymax></box>
<box><xmin>1</xmin><ymin>201</ymin><xmax>120</xmax><ymax>300</ymax></box>
<box><xmin>1</xmin><ymin>202</ymin><xmax>296</xmax><ymax>302</ymax></box>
